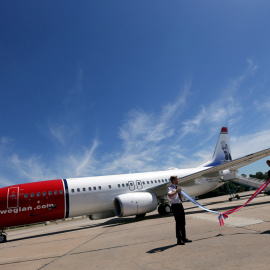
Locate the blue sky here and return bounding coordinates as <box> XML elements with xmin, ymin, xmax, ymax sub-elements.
<box><xmin>1</xmin><ymin>1</ymin><xmax>270</xmax><ymax>187</ymax></box>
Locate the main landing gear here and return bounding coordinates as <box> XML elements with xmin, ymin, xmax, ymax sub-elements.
<box><xmin>158</xmin><ymin>204</ymin><xmax>171</xmax><ymax>215</ymax></box>
<box><xmin>0</xmin><ymin>229</ymin><xmax>7</xmax><ymax>243</ymax></box>
<box><xmin>229</xmin><ymin>194</ymin><xmax>240</xmax><ymax>201</ymax></box>
<box><xmin>157</xmin><ymin>197</ymin><xmax>171</xmax><ymax>216</ymax></box>
<box><xmin>226</xmin><ymin>183</ymin><xmax>240</xmax><ymax>201</ymax></box>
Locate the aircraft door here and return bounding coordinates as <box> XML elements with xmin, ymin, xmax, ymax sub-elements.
<box><xmin>7</xmin><ymin>187</ymin><xmax>19</xmax><ymax>208</ymax></box>
<box><xmin>136</xmin><ymin>180</ymin><xmax>143</xmax><ymax>190</ymax></box>
<box><xmin>128</xmin><ymin>181</ymin><xmax>135</xmax><ymax>191</ymax></box>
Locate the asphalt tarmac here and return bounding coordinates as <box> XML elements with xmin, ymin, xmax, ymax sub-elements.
<box><xmin>1</xmin><ymin>191</ymin><xmax>270</xmax><ymax>270</ymax></box>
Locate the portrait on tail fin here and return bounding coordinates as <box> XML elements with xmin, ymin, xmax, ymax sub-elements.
<box><xmin>221</xmin><ymin>141</ymin><xmax>232</xmax><ymax>161</ymax></box>
<box><xmin>201</xmin><ymin>127</ymin><xmax>232</xmax><ymax>167</ymax></box>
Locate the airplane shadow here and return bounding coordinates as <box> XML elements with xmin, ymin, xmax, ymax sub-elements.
<box><xmin>260</xmin><ymin>230</ymin><xmax>270</xmax><ymax>234</ymax></box>
<box><xmin>5</xmin><ymin>196</ymin><xmax>269</xmax><ymax>243</ymax></box>
<box><xmin>5</xmin><ymin>214</ymin><xmax>169</xmax><ymax>243</ymax></box>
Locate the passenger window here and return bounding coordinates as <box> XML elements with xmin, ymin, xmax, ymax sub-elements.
<box><xmin>118</xmin><ymin>184</ymin><xmax>121</xmax><ymax>188</ymax></box>
<box><xmin>71</xmin><ymin>189</ymin><xmax>74</xmax><ymax>193</ymax></box>
<box><xmin>31</xmin><ymin>193</ymin><xmax>34</xmax><ymax>197</ymax></box>
<box><xmin>122</xmin><ymin>184</ymin><xmax>125</xmax><ymax>187</ymax></box>
<box><xmin>158</xmin><ymin>180</ymin><xmax>160</xmax><ymax>183</ymax></box>
<box><xmin>48</xmin><ymin>191</ymin><xmax>52</xmax><ymax>195</ymax></box>
<box><xmin>162</xmin><ymin>179</ymin><xmax>164</xmax><ymax>182</ymax></box>
<box><xmin>88</xmin><ymin>187</ymin><xmax>91</xmax><ymax>191</ymax></box>
<box><xmin>151</xmin><ymin>181</ymin><xmax>153</xmax><ymax>184</ymax></box>
<box><xmin>60</xmin><ymin>190</ymin><xmax>63</xmax><ymax>194</ymax></box>
<box><xmin>37</xmin><ymin>192</ymin><xmax>41</xmax><ymax>197</ymax></box>
<box><xmin>93</xmin><ymin>187</ymin><xmax>96</xmax><ymax>190</ymax></box>
<box><xmin>147</xmin><ymin>181</ymin><xmax>149</xmax><ymax>184</ymax></box>
<box><xmin>54</xmin><ymin>190</ymin><xmax>58</xmax><ymax>195</ymax></box>
<box><xmin>155</xmin><ymin>180</ymin><xmax>157</xmax><ymax>183</ymax></box>
<box><xmin>83</xmin><ymin>188</ymin><xmax>86</xmax><ymax>191</ymax></box>
<box><xmin>77</xmin><ymin>188</ymin><xmax>80</xmax><ymax>192</ymax></box>
<box><xmin>142</xmin><ymin>181</ymin><xmax>145</xmax><ymax>185</ymax></box>
<box><xmin>98</xmin><ymin>186</ymin><xmax>101</xmax><ymax>190</ymax></box>
<box><xmin>43</xmin><ymin>191</ymin><xmax>46</xmax><ymax>196</ymax></box>
<box><xmin>126</xmin><ymin>183</ymin><xmax>129</xmax><ymax>187</ymax></box>
<box><xmin>24</xmin><ymin>193</ymin><xmax>28</xmax><ymax>198</ymax></box>
<box><xmin>108</xmin><ymin>185</ymin><xmax>111</xmax><ymax>189</ymax></box>
<box><xmin>130</xmin><ymin>183</ymin><xmax>133</xmax><ymax>186</ymax></box>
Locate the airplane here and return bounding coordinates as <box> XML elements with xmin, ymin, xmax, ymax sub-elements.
<box><xmin>1</xmin><ymin>127</ymin><xmax>270</xmax><ymax>243</ymax></box>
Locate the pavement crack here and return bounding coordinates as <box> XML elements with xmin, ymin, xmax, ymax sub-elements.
<box><xmin>37</xmin><ymin>227</ymin><xmax>113</xmax><ymax>270</ymax></box>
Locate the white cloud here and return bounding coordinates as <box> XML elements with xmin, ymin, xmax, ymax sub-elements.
<box><xmin>1</xmin><ymin>60</ymin><xmax>270</xmax><ymax>187</ymax></box>
<box><xmin>181</xmin><ymin>96</ymin><xmax>242</xmax><ymax>139</ymax></box>
<box><xmin>180</xmin><ymin>59</ymin><xmax>258</xmax><ymax>139</ymax></box>
<box><xmin>119</xmin><ymin>86</ymin><xmax>190</xmax><ymax>153</ymax></box>
<box><xmin>9</xmin><ymin>154</ymin><xmax>50</xmax><ymax>182</ymax></box>
<box><xmin>254</xmin><ymin>98</ymin><xmax>270</xmax><ymax>112</ymax></box>
<box><xmin>49</xmin><ymin>124</ymin><xmax>75</xmax><ymax>146</ymax></box>
<box><xmin>231</xmin><ymin>129</ymin><xmax>270</xmax><ymax>159</ymax></box>
<box><xmin>70</xmin><ymin>139</ymin><xmax>100</xmax><ymax>177</ymax></box>
<box><xmin>247</xmin><ymin>58</ymin><xmax>258</xmax><ymax>75</ymax></box>
<box><xmin>0</xmin><ymin>178</ymin><xmax>13</xmax><ymax>187</ymax></box>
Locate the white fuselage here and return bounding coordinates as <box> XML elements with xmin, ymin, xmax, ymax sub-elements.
<box><xmin>66</xmin><ymin>167</ymin><xmax>223</xmax><ymax>217</ymax></box>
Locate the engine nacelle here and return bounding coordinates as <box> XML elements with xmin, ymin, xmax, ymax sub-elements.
<box><xmin>114</xmin><ymin>192</ymin><xmax>158</xmax><ymax>217</ymax></box>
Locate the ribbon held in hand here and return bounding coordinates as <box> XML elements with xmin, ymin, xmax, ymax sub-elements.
<box><xmin>218</xmin><ymin>178</ymin><xmax>270</xmax><ymax>225</ymax></box>
<box><xmin>181</xmin><ymin>190</ymin><xmax>223</xmax><ymax>224</ymax></box>
<box><xmin>181</xmin><ymin>178</ymin><xmax>270</xmax><ymax>226</ymax></box>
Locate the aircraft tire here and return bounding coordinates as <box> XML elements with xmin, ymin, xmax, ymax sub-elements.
<box><xmin>0</xmin><ymin>235</ymin><xmax>6</xmax><ymax>243</ymax></box>
<box><xmin>158</xmin><ymin>204</ymin><xmax>171</xmax><ymax>215</ymax></box>
<box><xmin>158</xmin><ymin>205</ymin><xmax>165</xmax><ymax>215</ymax></box>
<box><xmin>164</xmin><ymin>204</ymin><xmax>171</xmax><ymax>214</ymax></box>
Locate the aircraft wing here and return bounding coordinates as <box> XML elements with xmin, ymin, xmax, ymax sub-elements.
<box><xmin>179</xmin><ymin>147</ymin><xmax>270</xmax><ymax>184</ymax></box>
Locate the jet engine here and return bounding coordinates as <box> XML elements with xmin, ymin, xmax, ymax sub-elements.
<box><xmin>114</xmin><ymin>192</ymin><xmax>158</xmax><ymax>217</ymax></box>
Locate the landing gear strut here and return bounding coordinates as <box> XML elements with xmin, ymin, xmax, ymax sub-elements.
<box><xmin>226</xmin><ymin>183</ymin><xmax>240</xmax><ymax>201</ymax></box>
<box><xmin>0</xmin><ymin>229</ymin><xmax>7</xmax><ymax>243</ymax></box>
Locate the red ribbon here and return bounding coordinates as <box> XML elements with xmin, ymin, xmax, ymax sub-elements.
<box><xmin>218</xmin><ymin>178</ymin><xmax>270</xmax><ymax>226</ymax></box>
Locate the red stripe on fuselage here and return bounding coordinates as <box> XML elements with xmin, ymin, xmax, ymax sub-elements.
<box><xmin>0</xmin><ymin>180</ymin><xmax>65</xmax><ymax>229</ymax></box>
